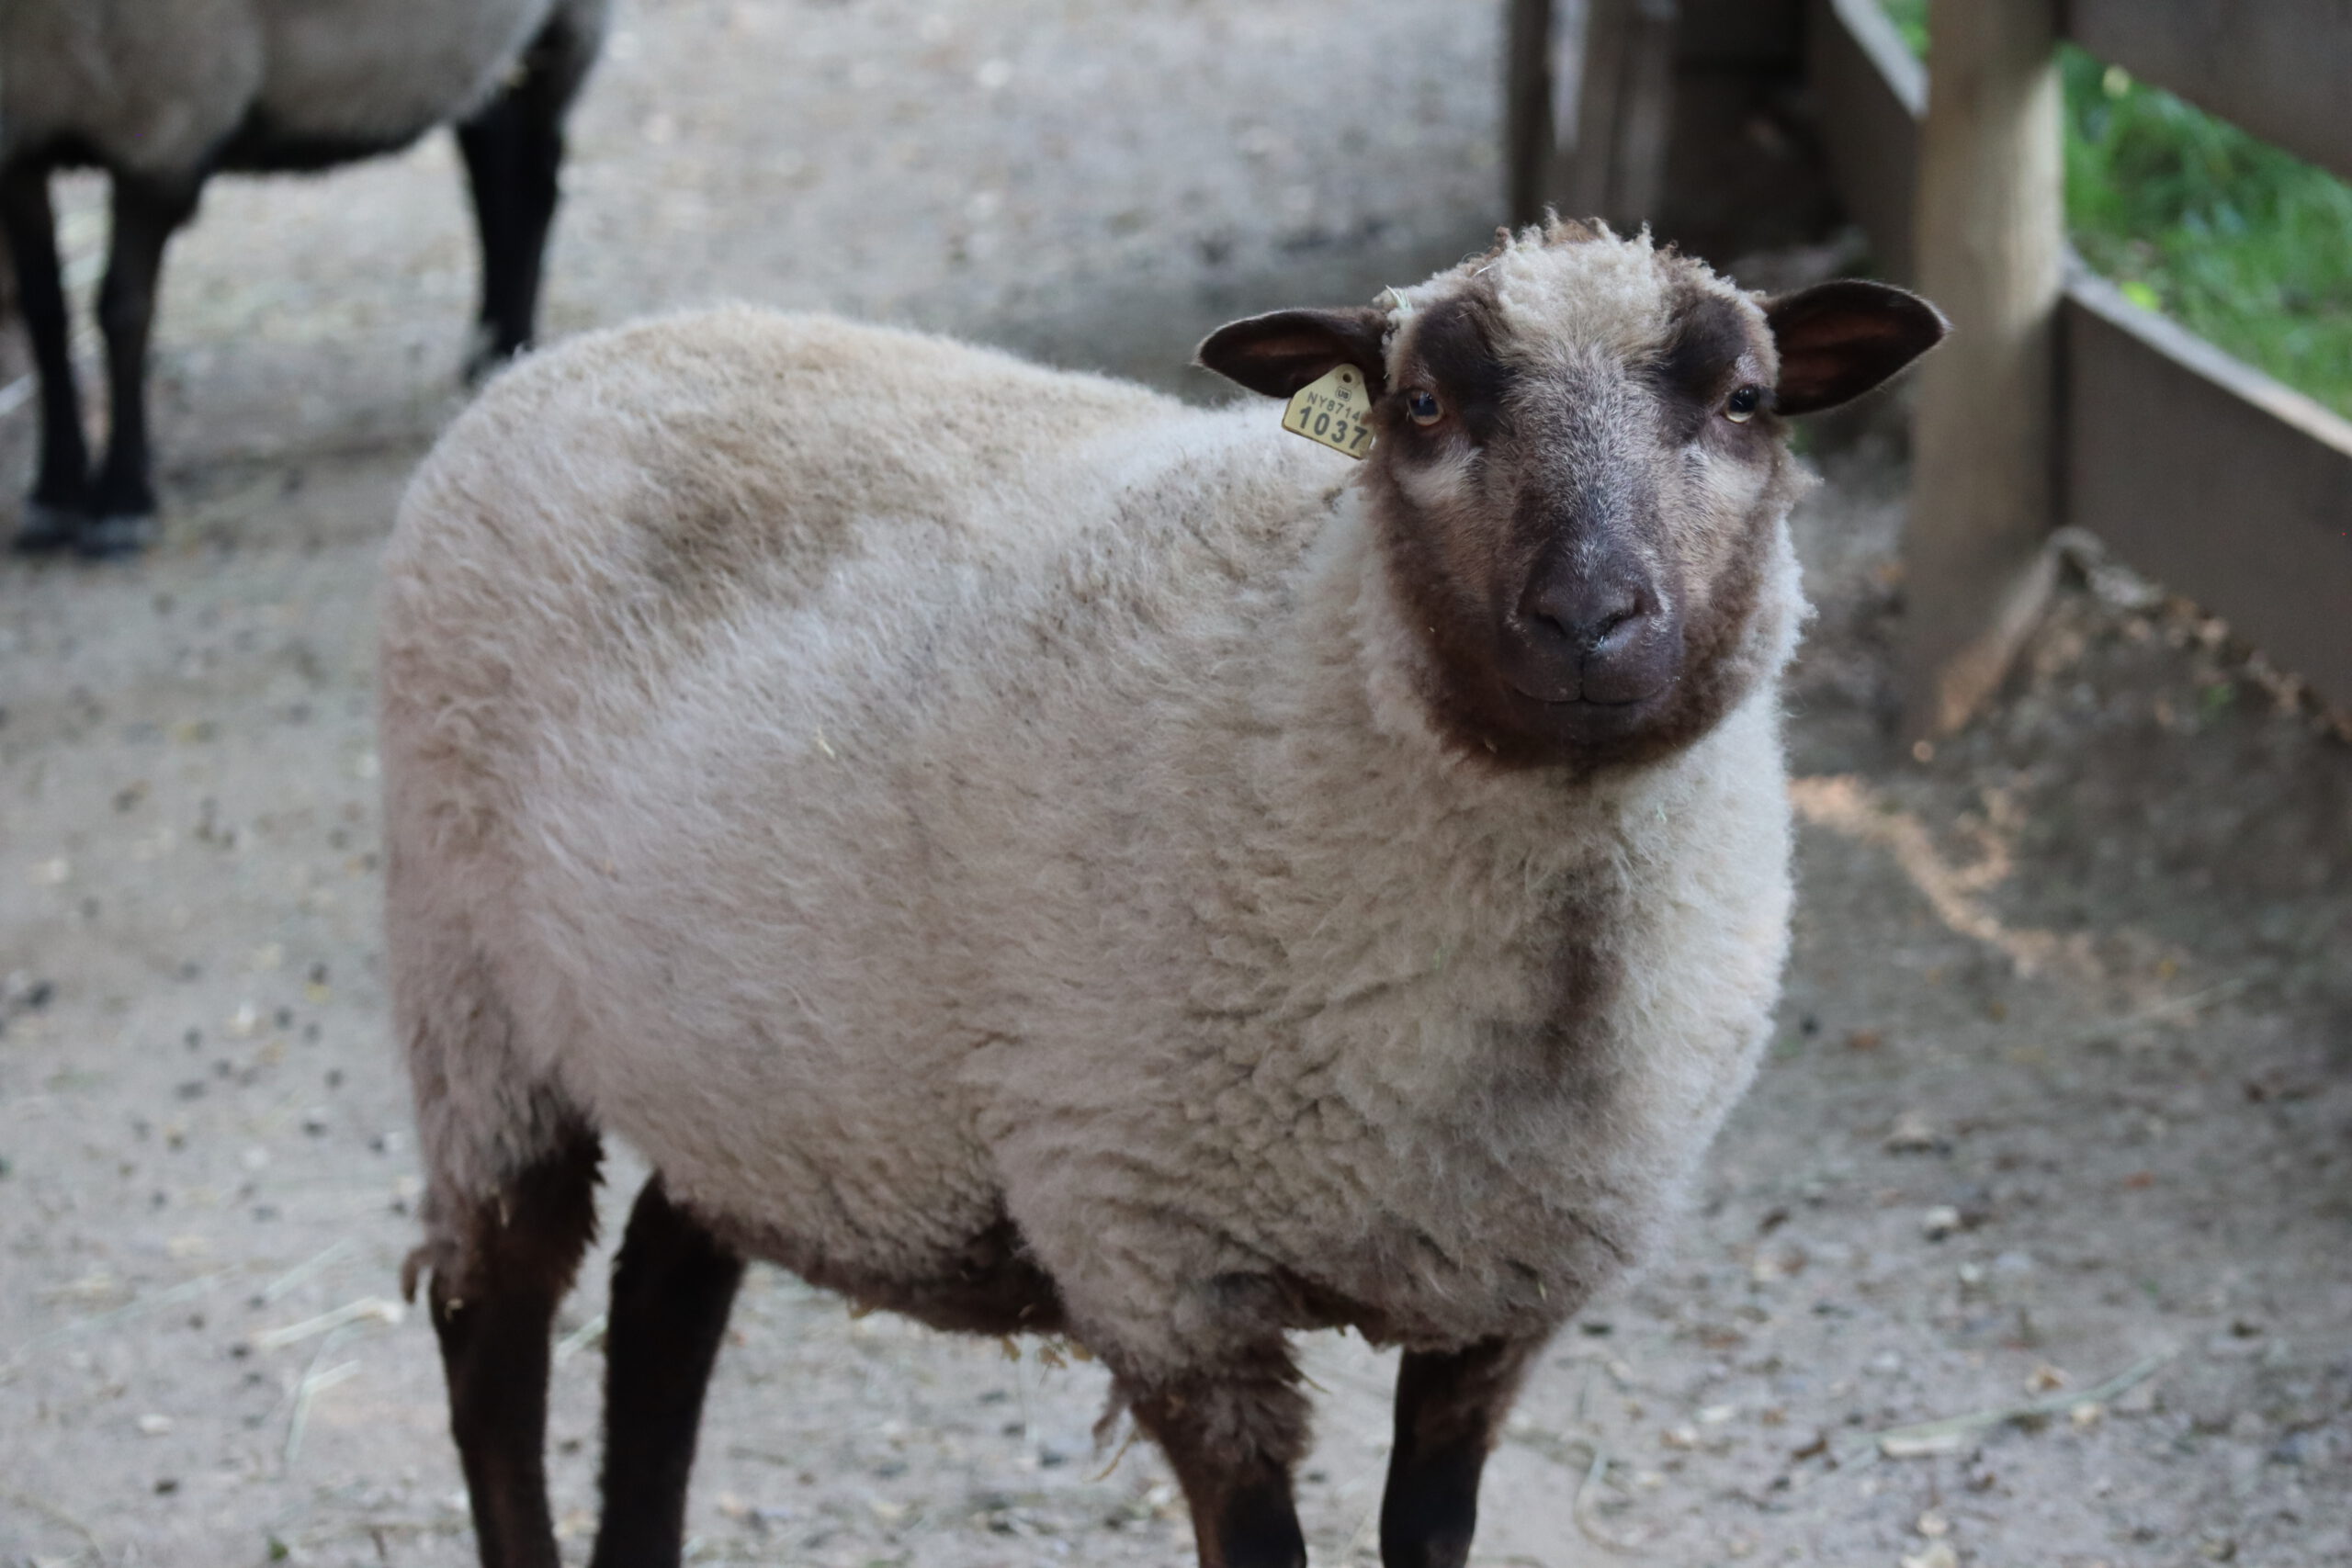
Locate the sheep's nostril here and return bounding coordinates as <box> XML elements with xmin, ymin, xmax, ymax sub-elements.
<box><xmin>1526</xmin><ymin>578</ymin><xmax>1646</xmax><ymax>653</ymax></box>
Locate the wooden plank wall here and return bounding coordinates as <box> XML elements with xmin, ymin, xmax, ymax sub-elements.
<box><xmin>1806</xmin><ymin>0</ymin><xmax>1924</xmax><ymax>282</ymax></box>
<box><xmin>2068</xmin><ymin>0</ymin><xmax>2352</xmax><ymax>184</ymax></box>
<box><xmin>2065</xmin><ymin>272</ymin><xmax>2352</xmax><ymax>705</ymax></box>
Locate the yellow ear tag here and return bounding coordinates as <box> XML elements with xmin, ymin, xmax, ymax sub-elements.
<box><xmin>1282</xmin><ymin>365</ymin><xmax>1374</xmax><ymax>459</ymax></box>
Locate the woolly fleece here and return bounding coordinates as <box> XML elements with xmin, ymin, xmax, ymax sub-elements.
<box><xmin>379</xmin><ymin>237</ymin><xmax>1804</xmax><ymax>1403</ymax></box>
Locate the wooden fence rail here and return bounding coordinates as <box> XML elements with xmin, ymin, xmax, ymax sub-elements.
<box><xmin>2069</xmin><ymin>0</ymin><xmax>2352</xmax><ymax>186</ymax></box>
<box><xmin>1516</xmin><ymin>0</ymin><xmax>2352</xmax><ymax>726</ymax></box>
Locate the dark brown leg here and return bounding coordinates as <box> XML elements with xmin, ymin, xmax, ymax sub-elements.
<box><xmin>424</xmin><ymin>1131</ymin><xmax>602</xmax><ymax>1568</ymax></box>
<box><xmin>455</xmin><ymin>3</ymin><xmax>602</xmax><ymax>379</ymax></box>
<box><xmin>1123</xmin><ymin>1348</ymin><xmax>1311</xmax><ymax>1568</ymax></box>
<box><xmin>586</xmin><ymin>1177</ymin><xmax>745</xmax><ymax>1568</ymax></box>
<box><xmin>1379</xmin><ymin>1337</ymin><xmax>1545</xmax><ymax>1568</ymax></box>
<box><xmin>85</xmin><ymin>168</ymin><xmax>201</xmax><ymax>552</ymax></box>
<box><xmin>1</xmin><ymin>155</ymin><xmax>91</xmax><ymax>547</ymax></box>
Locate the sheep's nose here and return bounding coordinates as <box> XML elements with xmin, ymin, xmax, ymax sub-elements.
<box><xmin>1520</xmin><ymin>570</ymin><xmax>1679</xmax><ymax>704</ymax></box>
<box><xmin>1526</xmin><ymin>575</ymin><xmax>1649</xmax><ymax>657</ymax></box>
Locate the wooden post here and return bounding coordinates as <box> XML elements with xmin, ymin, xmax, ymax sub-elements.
<box><xmin>1900</xmin><ymin>0</ymin><xmax>2064</xmax><ymax>738</ymax></box>
<box><xmin>1561</xmin><ymin>0</ymin><xmax>1680</xmax><ymax>229</ymax></box>
<box><xmin>1505</xmin><ymin>0</ymin><xmax>1680</xmax><ymax>231</ymax></box>
<box><xmin>1505</xmin><ymin>0</ymin><xmax>1564</xmax><ymax>225</ymax></box>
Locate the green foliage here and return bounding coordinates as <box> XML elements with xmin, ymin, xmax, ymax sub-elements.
<box><xmin>1882</xmin><ymin>0</ymin><xmax>1928</xmax><ymax>55</ymax></box>
<box><xmin>2062</xmin><ymin>49</ymin><xmax>2352</xmax><ymax>416</ymax></box>
<box><xmin>1876</xmin><ymin>1</ymin><xmax>2352</xmax><ymax>417</ymax></box>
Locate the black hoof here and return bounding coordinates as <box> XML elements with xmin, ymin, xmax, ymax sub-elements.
<box><xmin>13</xmin><ymin>498</ymin><xmax>88</xmax><ymax>554</ymax></box>
<box><xmin>76</xmin><ymin>511</ymin><xmax>159</xmax><ymax>558</ymax></box>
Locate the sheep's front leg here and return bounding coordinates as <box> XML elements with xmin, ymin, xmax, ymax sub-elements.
<box><xmin>1378</xmin><ymin>1337</ymin><xmax>1545</xmax><ymax>1568</ymax></box>
<box><xmin>1122</xmin><ymin>1349</ymin><xmax>1311</xmax><ymax>1568</ymax></box>
<box><xmin>86</xmin><ymin>170</ymin><xmax>202</xmax><ymax>553</ymax></box>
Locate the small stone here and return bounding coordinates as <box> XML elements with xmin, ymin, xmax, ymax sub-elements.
<box><xmin>1917</xmin><ymin>1509</ymin><xmax>1951</xmax><ymax>1538</ymax></box>
<box><xmin>1899</xmin><ymin>1544</ymin><xmax>1959</xmax><ymax>1568</ymax></box>
<box><xmin>1921</xmin><ymin>1205</ymin><xmax>1962</xmax><ymax>1240</ymax></box>
<box><xmin>1884</xmin><ymin>1111</ymin><xmax>1939</xmax><ymax>1153</ymax></box>
<box><xmin>137</xmin><ymin>1413</ymin><xmax>174</xmax><ymax>1436</ymax></box>
<box><xmin>2071</xmin><ymin>1401</ymin><xmax>2105</xmax><ymax>1429</ymax></box>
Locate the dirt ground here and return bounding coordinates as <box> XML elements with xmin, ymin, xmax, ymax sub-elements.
<box><xmin>3</xmin><ymin>2</ymin><xmax>2348</xmax><ymax>1565</ymax></box>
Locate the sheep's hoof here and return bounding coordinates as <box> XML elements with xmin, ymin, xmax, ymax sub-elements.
<box><xmin>76</xmin><ymin>510</ymin><xmax>159</xmax><ymax>558</ymax></box>
<box><xmin>12</xmin><ymin>499</ymin><xmax>87</xmax><ymax>554</ymax></box>
<box><xmin>399</xmin><ymin>1245</ymin><xmax>435</xmax><ymax>1303</ymax></box>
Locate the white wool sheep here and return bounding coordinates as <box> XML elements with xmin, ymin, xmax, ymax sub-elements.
<box><xmin>0</xmin><ymin>0</ymin><xmax>606</xmax><ymax>554</ymax></box>
<box><xmin>379</xmin><ymin>220</ymin><xmax>1945</xmax><ymax>1568</ymax></box>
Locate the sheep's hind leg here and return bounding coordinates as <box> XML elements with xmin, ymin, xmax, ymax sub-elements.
<box><xmin>455</xmin><ymin>2</ymin><xmax>603</xmax><ymax>379</ymax></box>
<box><xmin>0</xmin><ymin>157</ymin><xmax>92</xmax><ymax>549</ymax></box>
<box><xmin>1122</xmin><ymin>1349</ymin><xmax>1312</xmax><ymax>1568</ymax></box>
<box><xmin>422</xmin><ymin>1128</ymin><xmax>603</xmax><ymax>1568</ymax></box>
<box><xmin>1378</xmin><ymin>1337</ymin><xmax>1545</xmax><ymax>1568</ymax></box>
<box><xmin>586</xmin><ymin>1177</ymin><xmax>745</xmax><ymax>1568</ymax></box>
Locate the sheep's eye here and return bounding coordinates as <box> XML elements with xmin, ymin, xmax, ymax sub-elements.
<box><xmin>1724</xmin><ymin>385</ymin><xmax>1764</xmax><ymax>423</ymax></box>
<box><xmin>1406</xmin><ymin>389</ymin><xmax>1443</xmax><ymax>426</ymax></box>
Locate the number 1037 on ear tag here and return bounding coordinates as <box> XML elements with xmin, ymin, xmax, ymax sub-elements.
<box><xmin>1282</xmin><ymin>366</ymin><xmax>1374</xmax><ymax>458</ymax></box>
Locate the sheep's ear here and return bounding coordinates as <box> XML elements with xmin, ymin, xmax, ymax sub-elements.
<box><xmin>1763</xmin><ymin>280</ymin><xmax>1949</xmax><ymax>415</ymax></box>
<box><xmin>1195</xmin><ymin>306</ymin><xmax>1389</xmax><ymax>400</ymax></box>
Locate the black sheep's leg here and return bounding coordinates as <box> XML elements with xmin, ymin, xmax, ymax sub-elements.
<box><xmin>456</xmin><ymin>3</ymin><xmax>603</xmax><ymax>379</ymax></box>
<box><xmin>1378</xmin><ymin>1337</ymin><xmax>1546</xmax><ymax>1568</ymax></box>
<box><xmin>85</xmin><ymin>168</ymin><xmax>201</xmax><ymax>555</ymax></box>
<box><xmin>1</xmin><ymin>156</ymin><xmax>92</xmax><ymax>549</ymax></box>
<box><xmin>1120</xmin><ymin>1347</ymin><xmax>1312</xmax><ymax>1568</ymax></box>
<box><xmin>585</xmin><ymin>1176</ymin><xmax>745</xmax><ymax>1568</ymax></box>
<box><xmin>421</xmin><ymin>1130</ymin><xmax>603</xmax><ymax>1568</ymax></box>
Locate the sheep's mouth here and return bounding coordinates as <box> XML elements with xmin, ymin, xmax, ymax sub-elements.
<box><xmin>1506</xmin><ymin>678</ymin><xmax>1672</xmax><ymax>709</ymax></box>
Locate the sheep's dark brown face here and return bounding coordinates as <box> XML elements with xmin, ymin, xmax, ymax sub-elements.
<box><xmin>1199</xmin><ymin>228</ymin><xmax>1947</xmax><ymax>771</ymax></box>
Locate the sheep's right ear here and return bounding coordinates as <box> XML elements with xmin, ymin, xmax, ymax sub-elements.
<box><xmin>1196</xmin><ymin>307</ymin><xmax>1389</xmax><ymax>400</ymax></box>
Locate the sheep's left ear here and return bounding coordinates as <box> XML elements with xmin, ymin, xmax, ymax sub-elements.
<box><xmin>1196</xmin><ymin>306</ymin><xmax>1390</xmax><ymax>400</ymax></box>
<box><xmin>1763</xmin><ymin>280</ymin><xmax>1950</xmax><ymax>415</ymax></box>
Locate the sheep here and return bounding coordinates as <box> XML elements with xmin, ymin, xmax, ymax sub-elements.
<box><xmin>379</xmin><ymin>219</ymin><xmax>1945</xmax><ymax>1568</ymax></box>
<box><xmin>0</xmin><ymin>0</ymin><xmax>606</xmax><ymax>556</ymax></box>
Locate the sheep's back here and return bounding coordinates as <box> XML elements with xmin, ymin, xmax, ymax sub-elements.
<box><xmin>382</xmin><ymin>306</ymin><xmax>1176</xmax><ymax>778</ymax></box>
<box><xmin>0</xmin><ymin>0</ymin><xmax>572</xmax><ymax>172</ymax></box>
